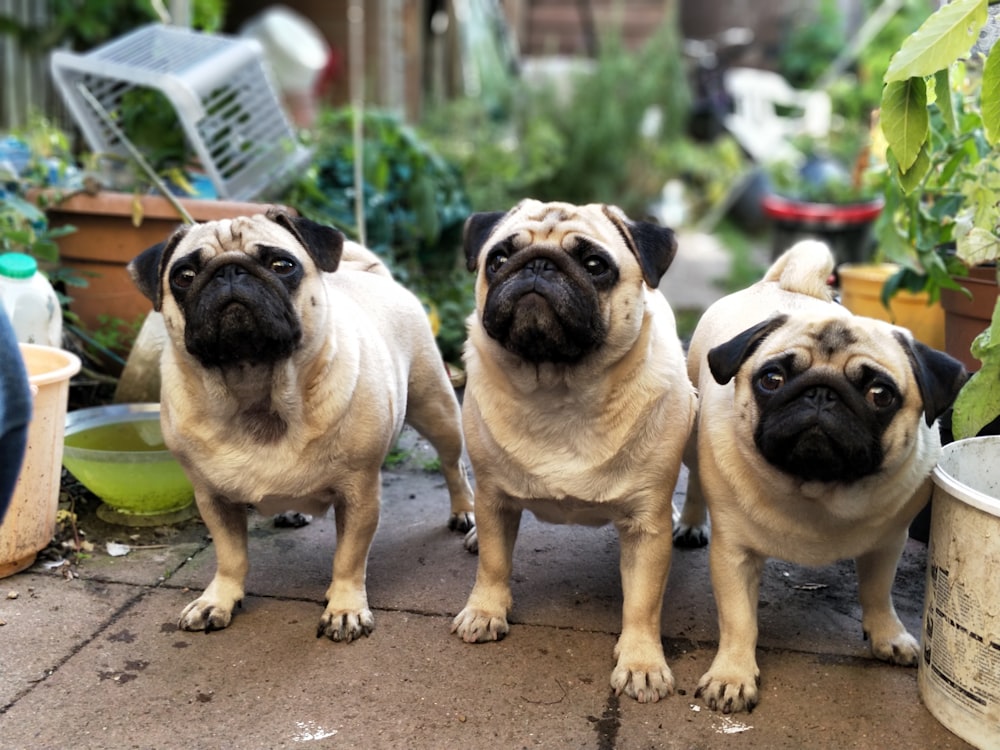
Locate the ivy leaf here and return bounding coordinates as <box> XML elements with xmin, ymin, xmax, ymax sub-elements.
<box><xmin>881</xmin><ymin>78</ymin><xmax>929</xmax><ymax>173</ymax></box>
<box><xmin>983</xmin><ymin>44</ymin><xmax>1000</xmax><ymax>145</ymax></box>
<box><xmin>884</xmin><ymin>0</ymin><xmax>988</xmax><ymax>83</ymax></box>
<box><xmin>957</xmin><ymin>227</ymin><xmax>1000</xmax><ymax>267</ymax></box>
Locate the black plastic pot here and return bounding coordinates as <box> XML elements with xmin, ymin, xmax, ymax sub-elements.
<box><xmin>762</xmin><ymin>193</ymin><xmax>884</xmax><ymax>265</ymax></box>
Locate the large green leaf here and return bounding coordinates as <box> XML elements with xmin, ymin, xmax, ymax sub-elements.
<box><xmin>881</xmin><ymin>78</ymin><xmax>929</xmax><ymax>172</ymax></box>
<box><xmin>884</xmin><ymin>0</ymin><xmax>988</xmax><ymax>82</ymax></box>
<box><xmin>933</xmin><ymin>68</ymin><xmax>957</xmax><ymax>134</ymax></box>
<box><xmin>889</xmin><ymin>143</ymin><xmax>932</xmax><ymax>195</ymax></box>
<box><xmin>983</xmin><ymin>45</ymin><xmax>1000</xmax><ymax>145</ymax></box>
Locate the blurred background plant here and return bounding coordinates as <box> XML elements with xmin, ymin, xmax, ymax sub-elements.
<box><xmin>285</xmin><ymin>108</ymin><xmax>474</xmax><ymax>362</ymax></box>
<box><xmin>421</xmin><ymin>18</ymin><xmax>695</xmax><ymax>218</ymax></box>
<box><xmin>0</xmin><ymin>114</ymin><xmax>83</xmax><ymax>297</ymax></box>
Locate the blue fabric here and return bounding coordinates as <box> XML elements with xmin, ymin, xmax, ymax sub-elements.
<box><xmin>0</xmin><ymin>305</ymin><xmax>32</xmax><ymax>523</ymax></box>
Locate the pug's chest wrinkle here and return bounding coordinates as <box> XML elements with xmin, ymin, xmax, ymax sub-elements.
<box><xmin>476</xmin><ymin>389</ymin><xmax>669</xmax><ymax>505</ymax></box>
<box><xmin>183</xmin><ymin>421</ymin><xmax>352</xmax><ymax>505</ymax></box>
<box><xmin>238</xmin><ymin>400</ymin><xmax>288</xmax><ymax>443</ymax></box>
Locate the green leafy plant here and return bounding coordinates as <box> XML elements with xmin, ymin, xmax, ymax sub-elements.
<box><xmin>0</xmin><ymin>191</ymin><xmax>73</xmax><ymax>262</ymax></box>
<box><xmin>524</xmin><ymin>20</ymin><xmax>691</xmax><ymax>216</ymax></box>
<box><xmin>283</xmin><ymin>107</ymin><xmax>473</xmax><ymax>362</ymax></box>
<box><xmin>0</xmin><ymin>116</ymin><xmax>81</xmax><ymax>289</ymax></box>
<box><xmin>0</xmin><ymin>0</ymin><xmax>225</xmax><ymax>53</ymax></box>
<box><xmin>878</xmin><ymin>0</ymin><xmax>1000</xmax><ymax>438</ymax></box>
<box><xmin>422</xmin><ymin>15</ymin><xmax>691</xmax><ymax>219</ymax></box>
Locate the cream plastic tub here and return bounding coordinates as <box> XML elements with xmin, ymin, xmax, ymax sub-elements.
<box><xmin>0</xmin><ymin>344</ymin><xmax>81</xmax><ymax>578</ymax></box>
<box><xmin>919</xmin><ymin>435</ymin><xmax>1000</xmax><ymax>749</ymax></box>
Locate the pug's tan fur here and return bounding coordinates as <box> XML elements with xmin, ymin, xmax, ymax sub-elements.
<box><xmin>128</xmin><ymin>210</ymin><xmax>475</xmax><ymax>642</ymax></box>
<box><xmin>453</xmin><ymin>200</ymin><xmax>696</xmax><ymax>703</ymax></box>
<box><xmin>681</xmin><ymin>240</ymin><xmax>966</xmax><ymax>713</ymax></box>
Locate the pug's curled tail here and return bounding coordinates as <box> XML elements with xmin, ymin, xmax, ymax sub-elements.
<box><xmin>764</xmin><ymin>239</ymin><xmax>837</xmax><ymax>301</ymax></box>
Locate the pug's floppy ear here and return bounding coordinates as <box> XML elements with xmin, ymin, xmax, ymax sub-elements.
<box><xmin>893</xmin><ymin>332</ymin><xmax>969</xmax><ymax>426</ymax></box>
<box><xmin>707</xmin><ymin>315</ymin><xmax>790</xmax><ymax>385</ymax></box>
<box><xmin>265</xmin><ymin>208</ymin><xmax>344</xmax><ymax>272</ymax></box>
<box><xmin>601</xmin><ymin>206</ymin><xmax>677</xmax><ymax>288</ymax></box>
<box><xmin>127</xmin><ymin>225</ymin><xmax>191</xmax><ymax>312</ymax></box>
<box><xmin>463</xmin><ymin>211</ymin><xmax>508</xmax><ymax>272</ymax></box>
<box><xmin>627</xmin><ymin>220</ymin><xmax>678</xmax><ymax>288</ymax></box>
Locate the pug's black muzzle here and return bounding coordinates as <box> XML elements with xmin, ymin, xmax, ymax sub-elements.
<box><xmin>482</xmin><ymin>248</ymin><xmax>606</xmax><ymax>364</ymax></box>
<box><xmin>753</xmin><ymin>371</ymin><xmax>890</xmax><ymax>483</ymax></box>
<box><xmin>182</xmin><ymin>257</ymin><xmax>302</xmax><ymax>368</ymax></box>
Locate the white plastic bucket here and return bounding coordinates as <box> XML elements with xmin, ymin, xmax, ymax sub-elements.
<box><xmin>919</xmin><ymin>435</ymin><xmax>1000</xmax><ymax>749</ymax></box>
<box><xmin>0</xmin><ymin>344</ymin><xmax>81</xmax><ymax>578</ymax></box>
<box><xmin>241</xmin><ymin>6</ymin><xmax>330</xmax><ymax>94</ymax></box>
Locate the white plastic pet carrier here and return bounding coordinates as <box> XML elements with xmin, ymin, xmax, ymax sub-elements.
<box><xmin>50</xmin><ymin>24</ymin><xmax>311</xmax><ymax>201</ymax></box>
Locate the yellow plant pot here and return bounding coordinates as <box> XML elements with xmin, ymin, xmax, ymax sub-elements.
<box><xmin>838</xmin><ymin>263</ymin><xmax>945</xmax><ymax>350</ymax></box>
<box><xmin>0</xmin><ymin>345</ymin><xmax>81</xmax><ymax>578</ymax></box>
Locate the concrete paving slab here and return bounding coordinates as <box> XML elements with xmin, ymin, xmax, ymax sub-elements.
<box><xmin>661</xmin><ymin>232</ymin><xmax>732</xmax><ymax>312</ymax></box>
<box><xmin>0</xmin><ymin>586</ymin><xmax>971</xmax><ymax>749</ymax></box>
<box><xmin>0</xmin><ymin>591</ymin><xmax>619</xmax><ymax>749</ymax></box>
<box><xmin>0</xmin><ymin>574</ymin><xmax>139</xmax><ymax>708</ymax></box>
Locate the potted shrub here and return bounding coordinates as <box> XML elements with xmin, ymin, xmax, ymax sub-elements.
<box><xmin>758</xmin><ymin>137</ymin><xmax>947</xmax><ymax>348</ymax></box>
<box><xmin>762</xmin><ymin>148</ymin><xmax>885</xmax><ymax>265</ymax></box>
<box><xmin>877</xmin><ymin>0</ymin><xmax>999</xmax><ymax>437</ymax></box>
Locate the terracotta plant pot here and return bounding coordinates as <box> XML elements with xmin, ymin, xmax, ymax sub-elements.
<box><xmin>940</xmin><ymin>264</ymin><xmax>998</xmax><ymax>373</ymax></box>
<box><xmin>34</xmin><ymin>190</ymin><xmax>291</xmax><ymax>332</ymax></box>
<box><xmin>838</xmin><ymin>263</ymin><xmax>945</xmax><ymax>350</ymax></box>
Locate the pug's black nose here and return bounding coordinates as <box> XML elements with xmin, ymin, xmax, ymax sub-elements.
<box><xmin>213</xmin><ymin>264</ymin><xmax>248</xmax><ymax>284</ymax></box>
<box><xmin>524</xmin><ymin>257</ymin><xmax>558</xmax><ymax>275</ymax></box>
<box><xmin>804</xmin><ymin>386</ymin><xmax>838</xmax><ymax>408</ymax></box>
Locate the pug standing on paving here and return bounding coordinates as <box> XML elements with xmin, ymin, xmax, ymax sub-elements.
<box><xmin>128</xmin><ymin>209</ymin><xmax>475</xmax><ymax>642</ymax></box>
<box><xmin>452</xmin><ymin>200</ymin><xmax>697</xmax><ymax>703</ymax></box>
<box><xmin>680</xmin><ymin>240</ymin><xmax>967</xmax><ymax>713</ymax></box>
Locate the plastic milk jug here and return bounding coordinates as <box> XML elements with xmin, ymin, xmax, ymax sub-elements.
<box><xmin>0</xmin><ymin>252</ymin><xmax>62</xmax><ymax>347</ymax></box>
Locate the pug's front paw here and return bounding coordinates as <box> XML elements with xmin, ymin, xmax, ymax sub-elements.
<box><xmin>451</xmin><ymin>607</ymin><xmax>508</xmax><ymax>643</ymax></box>
<box><xmin>179</xmin><ymin>596</ymin><xmax>238</xmax><ymax>633</ymax></box>
<box><xmin>317</xmin><ymin>607</ymin><xmax>375</xmax><ymax>642</ymax></box>
<box><xmin>867</xmin><ymin>626</ymin><xmax>919</xmax><ymax>666</ymax></box>
<box><xmin>696</xmin><ymin>664</ymin><xmax>761</xmax><ymax>714</ymax></box>
<box><xmin>611</xmin><ymin>661</ymin><xmax>675</xmax><ymax>703</ymax></box>
<box><xmin>611</xmin><ymin>632</ymin><xmax>675</xmax><ymax>703</ymax></box>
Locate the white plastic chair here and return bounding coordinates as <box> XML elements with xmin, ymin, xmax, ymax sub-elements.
<box><xmin>722</xmin><ymin>66</ymin><xmax>832</xmax><ymax>165</ymax></box>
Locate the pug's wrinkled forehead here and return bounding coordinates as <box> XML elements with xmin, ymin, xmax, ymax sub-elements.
<box><xmin>165</xmin><ymin>215</ymin><xmax>306</xmax><ymax>267</ymax></box>
<box><xmin>485</xmin><ymin>199</ymin><xmax>627</xmax><ymax>252</ymax></box>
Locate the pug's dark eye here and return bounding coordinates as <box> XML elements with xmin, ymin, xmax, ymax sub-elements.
<box><xmin>757</xmin><ymin>369</ymin><xmax>785</xmax><ymax>392</ymax></box>
<box><xmin>866</xmin><ymin>383</ymin><xmax>896</xmax><ymax>409</ymax></box>
<box><xmin>269</xmin><ymin>257</ymin><xmax>296</xmax><ymax>275</ymax></box>
<box><xmin>583</xmin><ymin>255</ymin><xmax>609</xmax><ymax>276</ymax></box>
<box><xmin>171</xmin><ymin>266</ymin><xmax>196</xmax><ymax>289</ymax></box>
<box><xmin>486</xmin><ymin>251</ymin><xmax>509</xmax><ymax>274</ymax></box>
